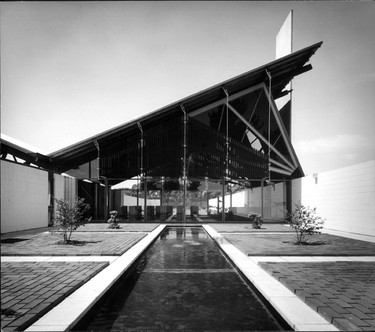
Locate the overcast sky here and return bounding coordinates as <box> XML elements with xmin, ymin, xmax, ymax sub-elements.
<box><xmin>1</xmin><ymin>1</ymin><xmax>374</xmax><ymax>175</ymax></box>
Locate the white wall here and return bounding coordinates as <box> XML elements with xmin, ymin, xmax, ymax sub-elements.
<box><xmin>53</xmin><ymin>174</ymin><xmax>77</xmax><ymax>215</ymax></box>
<box><xmin>1</xmin><ymin>161</ymin><xmax>48</xmax><ymax>233</ymax></box>
<box><xmin>292</xmin><ymin>160</ymin><xmax>375</xmax><ymax>236</ymax></box>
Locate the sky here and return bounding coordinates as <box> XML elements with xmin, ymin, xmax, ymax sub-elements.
<box><xmin>1</xmin><ymin>1</ymin><xmax>374</xmax><ymax>175</ymax></box>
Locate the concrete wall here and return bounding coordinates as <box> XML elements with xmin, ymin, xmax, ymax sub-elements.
<box><xmin>291</xmin><ymin>160</ymin><xmax>375</xmax><ymax>236</ymax></box>
<box><xmin>1</xmin><ymin>161</ymin><xmax>48</xmax><ymax>233</ymax></box>
<box><xmin>0</xmin><ymin>161</ymin><xmax>78</xmax><ymax>234</ymax></box>
<box><xmin>53</xmin><ymin>174</ymin><xmax>77</xmax><ymax>216</ymax></box>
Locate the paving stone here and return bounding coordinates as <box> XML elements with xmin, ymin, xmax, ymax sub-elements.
<box><xmin>333</xmin><ymin>317</ymin><xmax>363</xmax><ymax>331</ymax></box>
<box><xmin>1</xmin><ymin>261</ymin><xmax>109</xmax><ymax>331</ymax></box>
<box><xmin>343</xmin><ymin>313</ymin><xmax>371</xmax><ymax>327</ymax></box>
<box><xmin>326</xmin><ymin>302</ymin><xmax>351</xmax><ymax>314</ymax></box>
<box><xmin>260</xmin><ymin>261</ymin><xmax>375</xmax><ymax>331</ymax></box>
<box><xmin>347</xmin><ymin>307</ymin><xmax>373</xmax><ymax>320</ymax></box>
<box><xmin>318</xmin><ymin>306</ymin><xmax>343</xmax><ymax>322</ymax></box>
<box><xmin>304</xmin><ymin>297</ymin><xmax>328</xmax><ymax>311</ymax></box>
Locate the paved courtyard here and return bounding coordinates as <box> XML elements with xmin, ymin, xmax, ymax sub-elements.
<box><xmin>1</xmin><ymin>222</ymin><xmax>375</xmax><ymax>331</ymax></box>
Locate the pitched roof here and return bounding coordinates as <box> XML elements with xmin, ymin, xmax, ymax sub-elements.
<box><xmin>48</xmin><ymin>42</ymin><xmax>322</xmax><ymax>177</ymax></box>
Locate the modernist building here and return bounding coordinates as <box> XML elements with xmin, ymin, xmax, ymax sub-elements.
<box><xmin>1</xmin><ymin>42</ymin><xmax>322</xmax><ymax>228</ymax></box>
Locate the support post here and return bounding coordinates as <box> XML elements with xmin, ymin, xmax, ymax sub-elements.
<box><xmin>181</xmin><ymin>105</ymin><xmax>187</xmax><ymax>223</ymax></box>
<box><xmin>137</xmin><ymin>122</ymin><xmax>146</xmax><ymax>222</ymax></box>
<box><xmin>136</xmin><ymin>178</ymin><xmax>139</xmax><ymax>207</ymax></box>
<box><xmin>222</xmin><ymin>87</ymin><xmax>229</xmax><ymax>223</ymax></box>
<box><xmin>105</xmin><ymin>178</ymin><xmax>109</xmax><ymax>221</ymax></box>
<box><xmin>261</xmin><ymin>179</ymin><xmax>264</xmax><ymax>221</ymax></box>
<box><xmin>230</xmin><ymin>187</ymin><xmax>232</xmax><ymax>209</ymax></box>
<box><xmin>160</xmin><ymin>177</ymin><xmax>163</xmax><ymax>207</ymax></box>
<box><xmin>144</xmin><ymin>176</ymin><xmax>147</xmax><ymax>222</ymax></box>
<box><xmin>94</xmin><ymin>182</ymin><xmax>98</xmax><ymax>220</ymax></box>
<box><xmin>222</xmin><ymin>179</ymin><xmax>225</xmax><ymax>222</ymax></box>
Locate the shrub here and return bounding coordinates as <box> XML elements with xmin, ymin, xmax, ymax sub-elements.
<box><xmin>248</xmin><ymin>212</ymin><xmax>263</xmax><ymax>229</ymax></box>
<box><xmin>51</xmin><ymin>197</ymin><xmax>91</xmax><ymax>244</ymax></box>
<box><xmin>285</xmin><ymin>202</ymin><xmax>325</xmax><ymax>245</ymax></box>
<box><xmin>107</xmin><ymin>210</ymin><xmax>120</xmax><ymax>229</ymax></box>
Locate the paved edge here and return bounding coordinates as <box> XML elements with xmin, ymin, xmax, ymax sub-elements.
<box><xmin>203</xmin><ymin>225</ymin><xmax>340</xmax><ymax>331</ymax></box>
<box><xmin>24</xmin><ymin>224</ymin><xmax>167</xmax><ymax>332</ymax></box>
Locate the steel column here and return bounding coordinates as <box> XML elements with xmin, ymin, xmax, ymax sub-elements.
<box><xmin>105</xmin><ymin>178</ymin><xmax>109</xmax><ymax>220</ymax></box>
<box><xmin>181</xmin><ymin>105</ymin><xmax>187</xmax><ymax>223</ymax></box>
<box><xmin>261</xmin><ymin>179</ymin><xmax>264</xmax><ymax>221</ymax></box>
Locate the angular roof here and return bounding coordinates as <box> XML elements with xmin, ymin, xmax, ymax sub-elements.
<box><xmin>48</xmin><ymin>42</ymin><xmax>322</xmax><ymax>178</ymax></box>
<box><xmin>1</xmin><ymin>42</ymin><xmax>322</xmax><ymax>183</ymax></box>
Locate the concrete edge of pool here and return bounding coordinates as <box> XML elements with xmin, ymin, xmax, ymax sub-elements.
<box><xmin>24</xmin><ymin>224</ymin><xmax>167</xmax><ymax>332</ymax></box>
<box><xmin>202</xmin><ymin>225</ymin><xmax>339</xmax><ymax>332</ymax></box>
<box><xmin>23</xmin><ymin>224</ymin><xmax>340</xmax><ymax>332</ymax></box>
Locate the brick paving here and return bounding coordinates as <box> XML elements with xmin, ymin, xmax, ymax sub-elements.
<box><xmin>1</xmin><ymin>232</ymin><xmax>146</xmax><ymax>256</ymax></box>
<box><xmin>1</xmin><ymin>261</ymin><xmax>109</xmax><ymax>331</ymax></box>
<box><xmin>259</xmin><ymin>261</ymin><xmax>375</xmax><ymax>331</ymax></box>
<box><xmin>1</xmin><ymin>223</ymin><xmax>375</xmax><ymax>331</ymax></box>
<box><xmin>220</xmin><ymin>233</ymin><xmax>375</xmax><ymax>256</ymax></box>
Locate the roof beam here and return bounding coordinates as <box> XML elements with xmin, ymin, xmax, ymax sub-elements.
<box><xmin>227</xmin><ymin>102</ymin><xmax>295</xmax><ymax>170</ymax></box>
<box><xmin>270</xmin><ymin>166</ymin><xmax>293</xmax><ymax>176</ymax></box>
<box><xmin>262</xmin><ymin>84</ymin><xmax>298</xmax><ymax>168</ymax></box>
<box><xmin>188</xmin><ymin>83</ymin><xmax>264</xmax><ymax>117</ymax></box>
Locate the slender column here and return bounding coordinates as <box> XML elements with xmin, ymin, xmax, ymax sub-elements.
<box><xmin>222</xmin><ymin>88</ymin><xmax>229</xmax><ymax>223</ymax></box>
<box><xmin>136</xmin><ymin>181</ymin><xmax>139</xmax><ymax>206</ymax></box>
<box><xmin>261</xmin><ymin>179</ymin><xmax>264</xmax><ymax>221</ymax></box>
<box><xmin>181</xmin><ymin>105</ymin><xmax>187</xmax><ymax>223</ymax></box>
<box><xmin>230</xmin><ymin>188</ymin><xmax>232</xmax><ymax>209</ymax></box>
<box><xmin>94</xmin><ymin>182</ymin><xmax>98</xmax><ymax>220</ymax></box>
<box><xmin>94</xmin><ymin>140</ymin><xmax>100</xmax><ymax>220</ymax></box>
<box><xmin>144</xmin><ymin>175</ymin><xmax>147</xmax><ymax>222</ymax></box>
<box><xmin>206</xmin><ymin>177</ymin><xmax>209</xmax><ymax>214</ymax></box>
<box><xmin>104</xmin><ymin>178</ymin><xmax>109</xmax><ymax>220</ymax></box>
<box><xmin>160</xmin><ymin>177</ymin><xmax>163</xmax><ymax>207</ymax></box>
<box><xmin>137</xmin><ymin>122</ymin><xmax>146</xmax><ymax>222</ymax></box>
<box><xmin>222</xmin><ymin>180</ymin><xmax>225</xmax><ymax>222</ymax></box>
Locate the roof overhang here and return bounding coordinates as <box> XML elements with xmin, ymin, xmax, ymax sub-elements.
<box><xmin>48</xmin><ymin>42</ymin><xmax>322</xmax><ymax>176</ymax></box>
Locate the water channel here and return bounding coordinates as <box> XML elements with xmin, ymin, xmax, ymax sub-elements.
<box><xmin>73</xmin><ymin>226</ymin><xmax>289</xmax><ymax>331</ymax></box>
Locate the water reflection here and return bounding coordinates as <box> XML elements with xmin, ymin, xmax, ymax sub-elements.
<box><xmin>74</xmin><ymin>227</ymin><xmax>287</xmax><ymax>331</ymax></box>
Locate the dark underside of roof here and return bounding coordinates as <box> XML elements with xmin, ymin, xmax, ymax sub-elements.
<box><xmin>3</xmin><ymin>42</ymin><xmax>322</xmax><ymax>185</ymax></box>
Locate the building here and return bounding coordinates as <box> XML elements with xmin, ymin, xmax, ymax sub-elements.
<box><xmin>2</xmin><ymin>41</ymin><xmax>323</xmax><ymax>231</ymax></box>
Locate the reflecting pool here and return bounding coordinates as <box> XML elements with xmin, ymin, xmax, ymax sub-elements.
<box><xmin>74</xmin><ymin>227</ymin><xmax>289</xmax><ymax>331</ymax></box>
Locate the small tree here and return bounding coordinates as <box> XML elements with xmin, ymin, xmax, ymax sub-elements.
<box><xmin>248</xmin><ymin>212</ymin><xmax>263</xmax><ymax>229</ymax></box>
<box><xmin>285</xmin><ymin>202</ymin><xmax>325</xmax><ymax>245</ymax></box>
<box><xmin>52</xmin><ymin>197</ymin><xmax>91</xmax><ymax>244</ymax></box>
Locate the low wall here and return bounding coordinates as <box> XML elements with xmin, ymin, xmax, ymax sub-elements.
<box><xmin>1</xmin><ymin>161</ymin><xmax>48</xmax><ymax>233</ymax></box>
<box><xmin>291</xmin><ymin>160</ymin><xmax>375</xmax><ymax>237</ymax></box>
